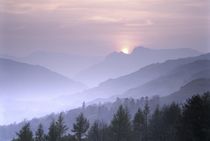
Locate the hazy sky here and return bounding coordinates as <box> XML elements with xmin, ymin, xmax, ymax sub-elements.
<box><xmin>0</xmin><ymin>0</ymin><xmax>209</xmax><ymax>56</ymax></box>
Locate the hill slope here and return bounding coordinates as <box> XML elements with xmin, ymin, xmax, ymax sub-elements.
<box><xmin>70</xmin><ymin>53</ymin><xmax>210</xmax><ymax>104</ymax></box>
<box><xmin>0</xmin><ymin>52</ymin><xmax>103</xmax><ymax>79</ymax></box>
<box><xmin>122</xmin><ymin>60</ymin><xmax>210</xmax><ymax>98</ymax></box>
<box><xmin>0</xmin><ymin>58</ymin><xmax>85</xmax><ymax>97</ymax></box>
<box><xmin>1</xmin><ymin>80</ymin><xmax>209</xmax><ymax>141</ymax></box>
<box><xmin>76</xmin><ymin>47</ymin><xmax>200</xmax><ymax>86</ymax></box>
<box><xmin>161</xmin><ymin>79</ymin><xmax>210</xmax><ymax>104</ymax></box>
<box><xmin>0</xmin><ymin>58</ymin><xmax>86</xmax><ymax>125</ymax></box>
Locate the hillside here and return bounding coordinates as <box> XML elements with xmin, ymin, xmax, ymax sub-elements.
<box><xmin>76</xmin><ymin>47</ymin><xmax>200</xmax><ymax>86</ymax></box>
<box><xmin>161</xmin><ymin>78</ymin><xmax>210</xmax><ymax>104</ymax></box>
<box><xmin>1</xmin><ymin>87</ymin><xmax>209</xmax><ymax>141</ymax></box>
<box><xmin>0</xmin><ymin>58</ymin><xmax>86</xmax><ymax>125</ymax></box>
<box><xmin>0</xmin><ymin>58</ymin><xmax>85</xmax><ymax>97</ymax></box>
<box><xmin>0</xmin><ymin>52</ymin><xmax>103</xmax><ymax>79</ymax></box>
<box><xmin>68</xmin><ymin>53</ymin><xmax>210</xmax><ymax>104</ymax></box>
<box><xmin>122</xmin><ymin>60</ymin><xmax>210</xmax><ymax>98</ymax></box>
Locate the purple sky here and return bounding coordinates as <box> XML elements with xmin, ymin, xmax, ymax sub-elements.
<box><xmin>0</xmin><ymin>0</ymin><xmax>209</xmax><ymax>56</ymax></box>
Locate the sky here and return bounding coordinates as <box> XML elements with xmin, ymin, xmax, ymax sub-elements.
<box><xmin>0</xmin><ymin>0</ymin><xmax>209</xmax><ymax>56</ymax></box>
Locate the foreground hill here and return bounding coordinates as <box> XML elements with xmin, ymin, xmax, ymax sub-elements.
<box><xmin>1</xmin><ymin>81</ymin><xmax>209</xmax><ymax>141</ymax></box>
<box><xmin>76</xmin><ymin>47</ymin><xmax>200</xmax><ymax>86</ymax></box>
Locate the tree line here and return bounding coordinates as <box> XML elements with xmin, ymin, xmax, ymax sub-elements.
<box><xmin>12</xmin><ymin>92</ymin><xmax>210</xmax><ymax>141</ymax></box>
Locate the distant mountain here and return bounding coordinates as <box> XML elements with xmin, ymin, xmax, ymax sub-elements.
<box><xmin>0</xmin><ymin>58</ymin><xmax>86</xmax><ymax>97</ymax></box>
<box><xmin>122</xmin><ymin>60</ymin><xmax>210</xmax><ymax>98</ymax></box>
<box><xmin>0</xmin><ymin>58</ymin><xmax>87</xmax><ymax>125</ymax></box>
<box><xmin>75</xmin><ymin>47</ymin><xmax>201</xmax><ymax>86</ymax></box>
<box><xmin>161</xmin><ymin>78</ymin><xmax>210</xmax><ymax>104</ymax></box>
<box><xmin>1</xmin><ymin>51</ymin><xmax>103</xmax><ymax>79</ymax></box>
<box><xmin>0</xmin><ymin>58</ymin><xmax>85</xmax><ymax>97</ymax></box>
<box><xmin>70</xmin><ymin>53</ymin><xmax>210</xmax><ymax>104</ymax></box>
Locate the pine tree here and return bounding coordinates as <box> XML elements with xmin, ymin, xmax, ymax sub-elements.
<box><xmin>87</xmin><ymin>121</ymin><xmax>110</xmax><ymax>141</ymax></box>
<box><xmin>143</xmin><ymin>97</ymin><xmax>150</xmax><ymax>141</ymax></box>
<box><xmin>72</xmin><ymin>113</ymin><xmax>89</xmax><ymax>141</ymax></box>
<box><xmin>133</xmin><ymin>108</ymin><xmax>144</xmax><ymax>141</ymax></box>
<box><xmin>179</xmin><ymin>93</ymin><xmax>210</xmax><ymax>141</ymax></box>
<box><xmin>35</xmin><ymin>124</ymin><xmax>46</xmax><ymax>141</ymax></box>
<box><xmin>110</xmin><ymin>105</ymin><xmax>131</xmax><ymax>141</ymax></box>
<box><xmin>56</xmin><ymin>113</ymin><xmax>68</xmax><ymax>140</ymax></box>
<box><xmin>47</xmin><ymin>120</ymin><xmax>58</xmax><ymax>141</ymax></box>
<box><xmin>15</xmin><ymin>123</ymin><xmax>33</xmax><ymax>141</ymax></box>
<box><xmin>162</xmin><ymin>103</ymin><xmax>181</xmax><ymax>141</ymax></box>
<box><xmin>148</xmin><ymin>106</ymin><xmax>163</xmax><ymax>141</ymax></box>
<box><xmin>87</xmin><ymin>121</ymin><xmax>100</xmax><ymax>141</ymax></box>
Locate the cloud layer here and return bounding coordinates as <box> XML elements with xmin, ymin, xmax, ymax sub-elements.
<box><xmin>0</xmin><ymin>0</ymin><xmax>209</xmax><ymax>56</ymax></box>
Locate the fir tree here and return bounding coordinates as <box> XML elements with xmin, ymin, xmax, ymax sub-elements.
<box><xmin>179</xmin><ymin>93</ymin><xmax>210</xmax><ymax>141</ymax></box>
<box><xmin>56</xmin><ymin>113</ymin><xmax>68</xmax><ymax>140</ymax></box>
<box><xmin>133</xmin><ymin>108</ymin><xmax>144</xmax><ymax>141</ymax></box>
<box><xmin>35</xmin><ymin>124</ymin><xmax>46</xmax><ymax>141</ymax></box>
<box><xmin>15</xmin><ymin>123</ymin><xmax>33</xmax><ymax>141</ymax></box>
<box><xmin>110</xmin><ymin>105</ymin><xmax>131</xmax><ymax>141</ymax></box>
<box><xmin>47</xmin><ymin>120</ymin><xmax>58</xmax><ymax>141</ymax></box>
<box><xmin>72</xmin><ymin>113</ymin><xmax>89</xmax><ymax>141</ymax></box>
<box><xmin>143</xmin><ymin>97</ymin><xmax>150</xmax><ymax>141</ymax></box>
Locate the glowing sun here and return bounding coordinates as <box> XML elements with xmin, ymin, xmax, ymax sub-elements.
<box><xmin>121</xmin><ymin>47</ymin><xmax>130</xmax><ymax>54</ymax></box>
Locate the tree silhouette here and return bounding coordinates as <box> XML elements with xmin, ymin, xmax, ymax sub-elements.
<box><xmin>110</xmin><ymin>105</ymin><xmax>131</xmax><ymax>141</ymax></box>
<box><xmin>133</xmin><ymin>108</ymin><xmax>144</xmax><ymax>141</ymax></box>
<box><xmin>35</xmin><ymin>124</ymin><xmax>46</xmax><ymax>141</ymax></box>
<box><xmin>56</xmin><ymin>113</ymin><xmax>68</xmax><ymax>140</ymax></box>
<box><xmin>47</xmin><ymin>120</ymin><xmax>58</xmax><ymax>141</ymax></box>
<box><xmin>87</xmin><ymin>121</ymin><xmax>110</xmax><ymax>141</ymax></box>
<box><xmin>179</xmin><ymin>92</ymin><xmax>210</xmax><ymax>141</ymax></box>
<box><xmin>143</xmin><ymin>97</ymin><xmax>150</xmax><ymax>141</ymax></box>
<box><xmin>15</xmin><ymin>123</ymin><xmax>33</xmax><ymax>141</ymax></box>
<box><xmin>72</xmin><ymin>113</ymin><xmax>89</xmax><ymax>141</ymax></box>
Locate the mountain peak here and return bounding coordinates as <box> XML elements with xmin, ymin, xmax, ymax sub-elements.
<box><xmin>131</xmin><ymin>46</ymin><xmax>152</xmax><ymax>54</ymax></box>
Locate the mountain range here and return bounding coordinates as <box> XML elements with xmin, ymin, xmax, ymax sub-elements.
<box><xmin>0</xmin><ymin>58</ymin><xmax>86</xmax><ymax>97</ymax></box>
<box><xmin>75</xmin><ymin>47</ymin><xmax>201</xmax><ymax>86</ymax></box>
<box><xmin>0</xmin><ymin>51</ymin><xmax>103</xmax><ymax>79</ymax></box>
<box><xmin>0</xmin><ymin>58</ymin><xmax>86</xmax><ymax>125</ymax></box>
<box><xmin>67</xmin><ymin>53</ymin><xmax>210</xmax><ymax>106</ymax></box>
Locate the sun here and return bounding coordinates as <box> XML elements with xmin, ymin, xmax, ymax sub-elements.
<box><xmin>121</xmin><ymin>47</ymin><xmax>130</xmax><ymax>54</ymax></box>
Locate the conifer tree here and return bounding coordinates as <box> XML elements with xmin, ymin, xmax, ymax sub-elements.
<box><xmin>143</xmin><ymin>97</ymin><xmax>150</xmax><ymax>141</ymax></box>
<box><xmin>110</xmin><ymin>105</ymin><xmax>131</xmax><ymax>141</ymax></box>
<box><xmin>87</xmin><ymin>121</ymin><xmax>100</xmax><ymax>141</ymax></box>
<box><xmin>133</xmin><ymin>108</ymin><xmax>144</xmax><ymax>141</ymax></box>
<box><xmin>35</xmin><ymin>124</ymin><xmax>46</xmax><ymax>141</ymax></box>
<box><xmin>15</xmin><ymin>123</ymin><xmax>33</xmax><ymax>141</ymax></box>
<box><xmin>47</xmin><ymin>120</ymin><xmax>58</xmax><ymax>141</ymax></box>
<box><xmin>72</xmin><ymin>113</ymin><xmax>89</xmax><ymax>141</ymax></box>
<box><xmin>148</xmin><ymin>106</ymin><xmax>163</xmax><ymax>141</ymax></box>
<box><xmin>56</xmin><ymin>113</ymin><xmax>68</xmax><ymax>140</ymax></box>
<box><xmin>179</xmin><ymin>93</ymin><xmax>210</xmax><ymax>141</ymax></box>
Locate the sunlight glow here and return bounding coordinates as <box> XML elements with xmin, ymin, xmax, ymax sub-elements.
<box><xmin>121</xmin><ymin>47</ymin><xmax>130</xmax><ymax>54</ymax></box>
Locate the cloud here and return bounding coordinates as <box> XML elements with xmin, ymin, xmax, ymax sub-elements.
<box><xmin>0</xmin><ymin>0</ymin><xmax>209</xmax><ymax>56</ymax></box>
<box><xmin>87</xmin><ymin>16</ymin><xmax>122</xmax><ymax>23</ymax></box>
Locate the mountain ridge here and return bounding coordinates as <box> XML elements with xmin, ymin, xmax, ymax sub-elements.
<box><xmin>75</xmin><ymin>47</ymin><xmax>201</xmax><ymax>86</ymax></box>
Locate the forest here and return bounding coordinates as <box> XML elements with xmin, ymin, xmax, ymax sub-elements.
<box><xmin>12</xmin><ymin>92</ymin><xmax>210</xmax><ymax>141</ymax></box>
